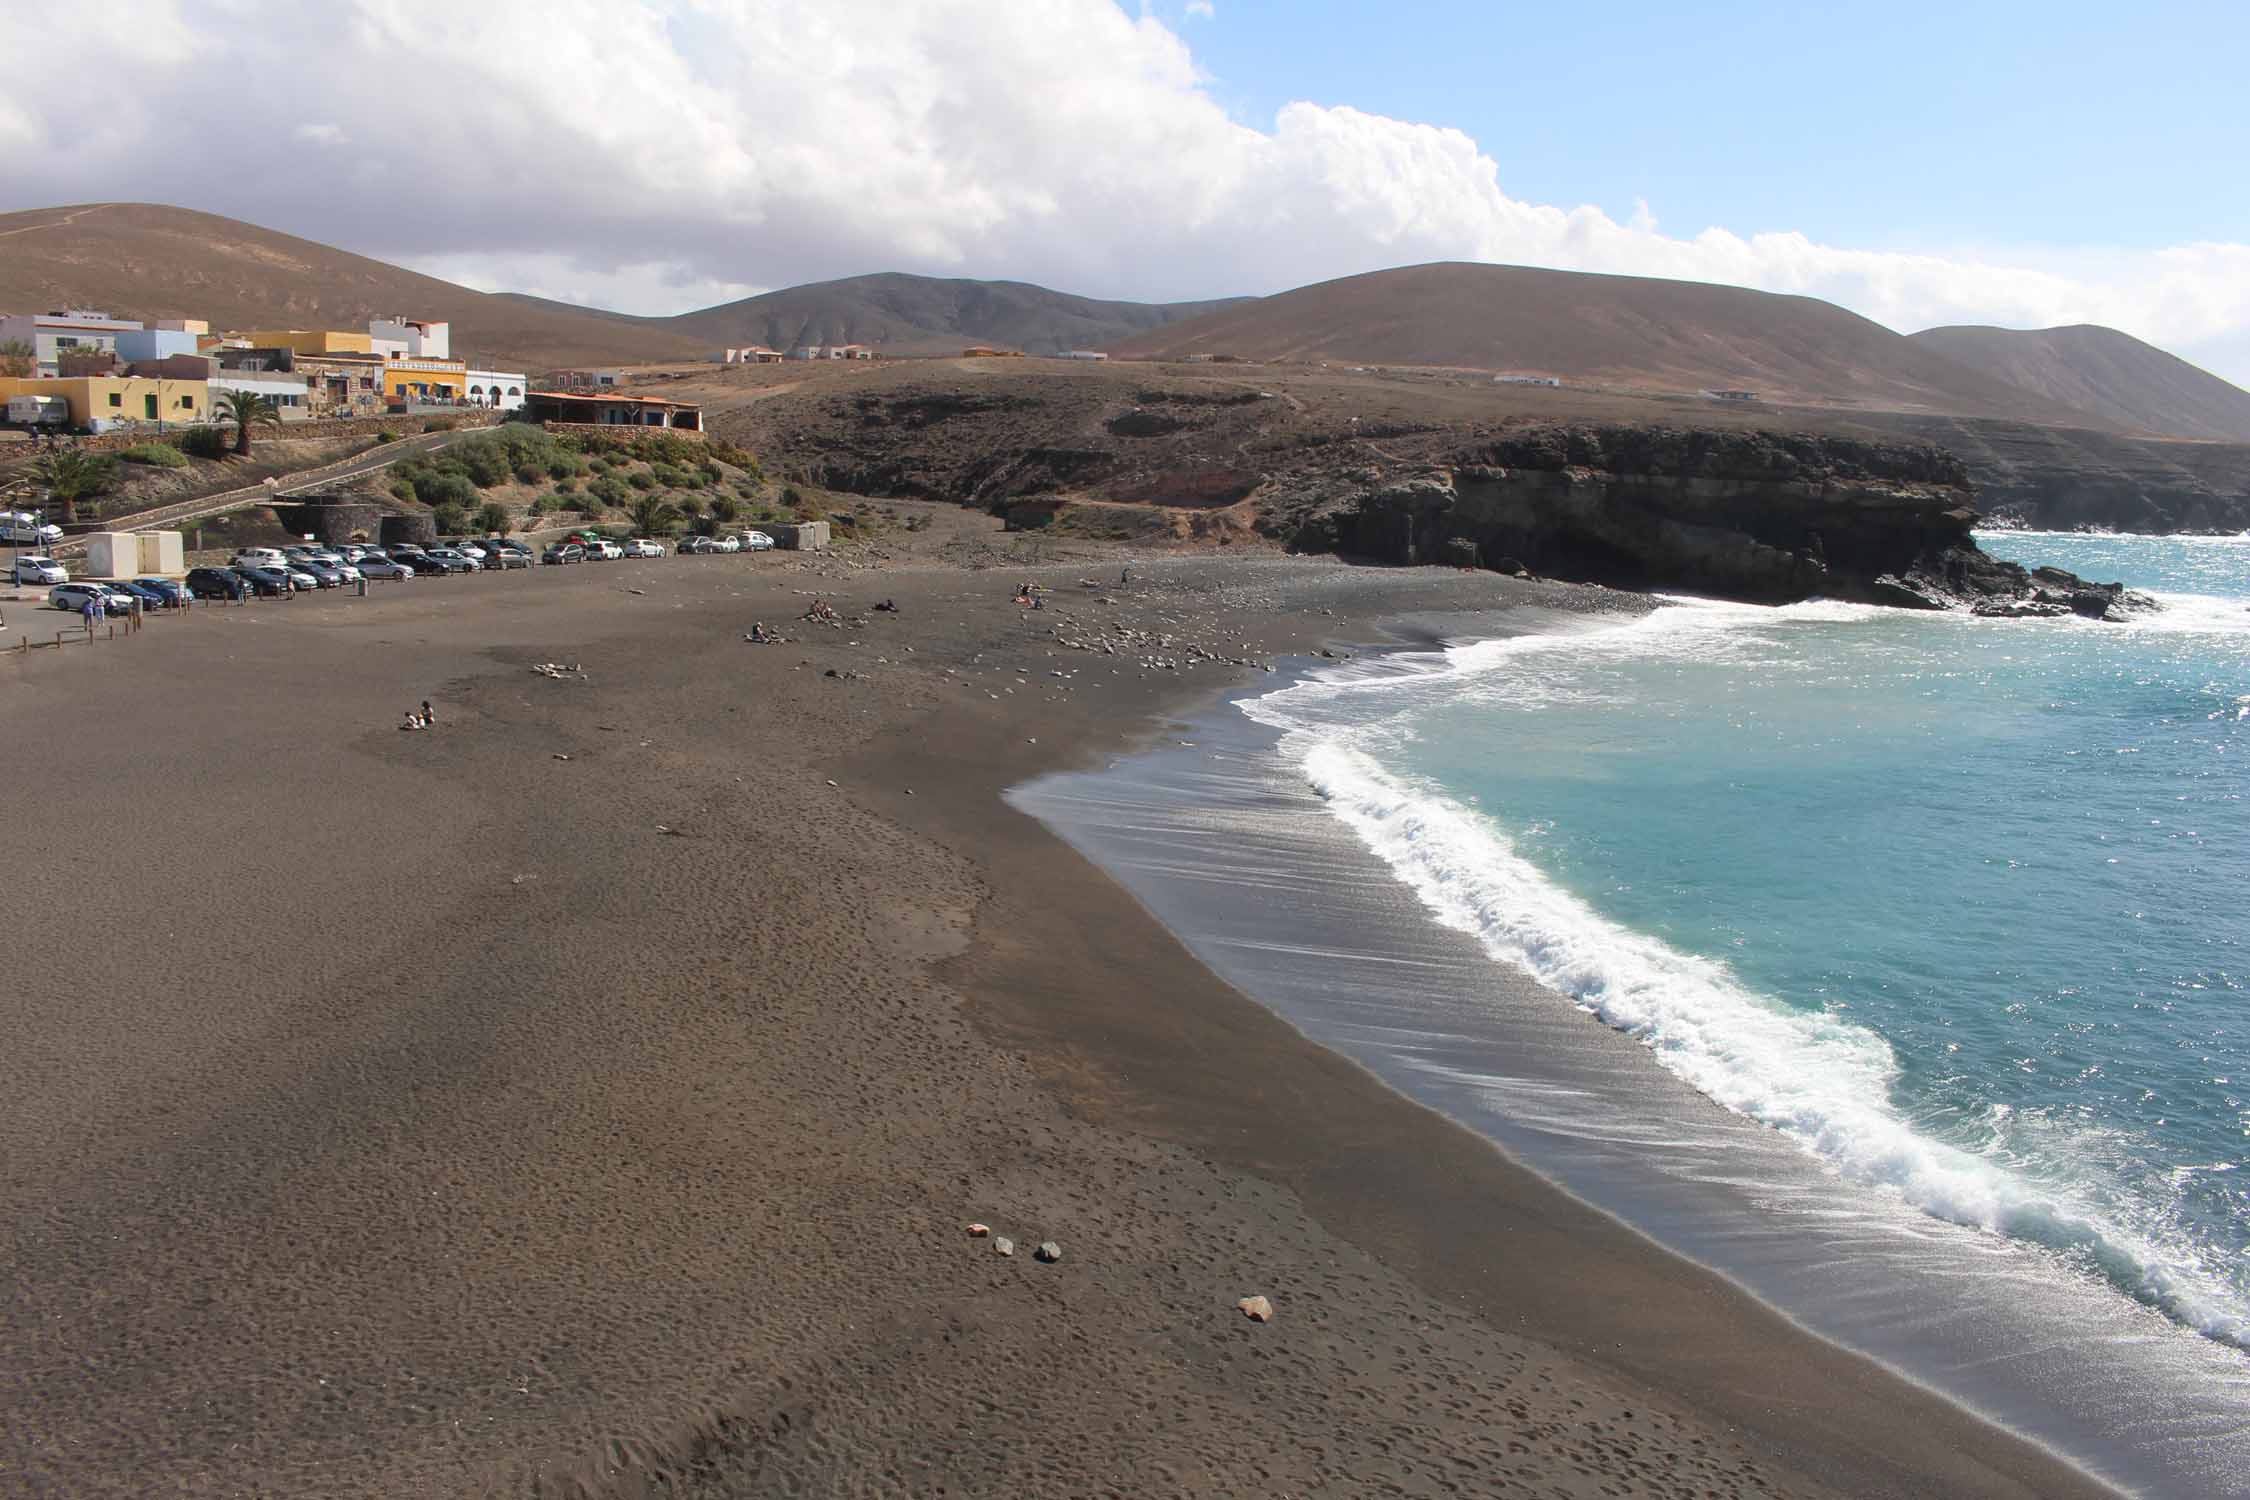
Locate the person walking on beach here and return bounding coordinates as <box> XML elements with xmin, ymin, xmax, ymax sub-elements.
<box><xmin>81</xmin><ymin>595</ymin><xmax>101</xmax><ymax>637</ymax></box>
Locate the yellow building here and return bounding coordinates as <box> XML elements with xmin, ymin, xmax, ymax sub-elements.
<box><xmin>0</xmin><ymin>375</ymin><xmax>208</xmax><ymax>429</ymax></box>
<box><xmin>381</xmin><ymin>357</ymin><xmax>470</xmax><ymax>403</ymax></box>
<box><xmin>229</xmin><ymin>329</ymin><xmax>375</xmax><ymax>356</ymax></box>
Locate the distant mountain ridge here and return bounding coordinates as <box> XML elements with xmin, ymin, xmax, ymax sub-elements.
<box><xmin>1906</xmin><ymin>324</ymin><xmax>2250</xmax><ymax>443</ymax></box>
<box><xmin>657</xmin><ymin>272</ymin><xmax>1252</xmax><ymax>356</ymax></box>
<box><xmin>1107</xmin><ymin>262</ymin><xmax>2108</xmax><ymax>427</ymax></box>
<box><xmin>5</xmin><ymin>204</ymin><xmax>2245</xmax><ymax>446</ymax></box>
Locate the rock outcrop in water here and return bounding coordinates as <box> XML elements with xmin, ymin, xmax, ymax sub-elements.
<box><xmin>1276</xmin><ymin>427</ymin><xmax>2158</xmax><ymax>618</ymax></box>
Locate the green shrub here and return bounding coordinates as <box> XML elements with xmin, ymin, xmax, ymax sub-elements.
<box><xmin>626</xmin><ymin>468</ymin><xmax>659</xmax><ymax>491</ymax></box>
<box><xmin>588</xmin><ymin>457</ymin><xmax>612</xmax><ymax>475</ymax></box>
<box><xmin>174</xmin><ymin>426</ymin><xmax>231</xmax><ymax>459</ymax></box>
<box><xmin>476</xmin><ymin>501</ymin><xmax>510</xmax><ymax>535</ymax></box>
<box><xmin>374</xmin><ymin>429</ymin><xmax>398</xmax><ymax>444</ymax></box>
<box><xmin>431</xmin><ymin>501</ymin><xmax>469</xmax><ymax>535</ymax></box>
<box><xmin>118</xmin><ymin>442</ymin><xmax>190</xmax><ymax>468</ymax></box>
<box><xmin>587</xmin><ymin>473</ymin><xmax>634</xmax><ymax>509</ymax></box>
<box><xmin>707</xmin><ymin>494</ymin><xmax>740</xmax><ymax>523</ymax></box>
<box><xmin>422</xmin><ymin>418</ymin><xmax>457</xmax><ymax>433</ymax></box>
<box><xmin>414</xmin><ymin>470</ymin><xmax>478</xmax><ymax>508</ymax></box>
<box><xmin>514</xmin><ymin>464</ymin><xmax>544</xmax><ymax>485</ymax></box>
<box><xmin>554</xmin><ymin>478</ymin><xmax>578</xmax><ymax>495</ymax></box>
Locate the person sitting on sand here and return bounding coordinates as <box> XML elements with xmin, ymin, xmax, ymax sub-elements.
<box><xmin>874</xmin><ymin>598</ymin><xmax>897</xmax><ymax>613</ymax></box>
<box><xmin>421</xmin><ymin>699</ymin><xmax>436</xmax><ymax>727</ymax></box>
<box><xmin>401</xmin><ymin>709</ymin><xmax>427</xmax><ymax>731</ymax></box>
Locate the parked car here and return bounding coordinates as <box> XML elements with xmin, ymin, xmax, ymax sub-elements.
<box><xmin>424</xmin><ymin>547</ymin><xmax>480</xmax><ymax>572</ymax></box>
<box><xmin>131</xmin><ymin>576</ymin><xmax>191</xmax><ymax>607</ymax></box>
<box><xmin>291</xmin><ymin>560</ymin><xmax>345</xmax><ymax>588</ymax></box>
<box><xmin>232</xmin><ymin>548</ymin><xmax>289</xmax><ymax>571</ymax></box>
<box><xmin>591</xmin><ymin>539</ymin><xmax>626</xmax><ymax>560</ymax></box>
<box><xmin>234</xmin><ymin>566</ymin><xmax>294</xmax><ymax>597</ymax></box>
<box><xmin>338</xmin><ymin>545</ymin><xmax>376</xmax><ymax>563</ymax></box>
<box><xmin>480</xmin><ymin>545</ymin><xmax>530</xmax><ymax>570</ymax></box>
<box><xmin>620</xmin><ymin>538</ymin><xmax>666</xmax><ymax>558</ymax></box>
<box><xmin>414</xmin><ymin>550</ymin><xmax>470</xmax><ymax>575</ymax></box>
<box><xmin>11</xmin><ymin>555</ymin><xmax>68</xmax><ymax>585</ymax></box>
<box><xmin>675</xmin><ymin>535</ymin><xmax>712</xmax><ymax>555</ymax></box>
<box><xmin>356</xmin><ymin>555</ymin><xmax>415</xmax><ymax>580</ymax></box>
<box><xmin>486</xmin><ymin>538</ymin><xmax>532</xmax><ymax>560</ymax></box>
<box><xmin>541</xmin><ymin>543</ymin><xmax>585</xmax><ymax>565</ymax></box>
<box><xmin>709</xmin><ymin>534</ymin><xmax>743</xmax><ymax>554</ymax></box>
<box><xmin>741</xmin><ymin>531</ymin><xmax>775</xmax><ymax>551</ymax></box>
<box><xmin>388</xmin><ymin>543</ymin><xmax>429</xmax><ymax>560</ymax></box>
<box><xmin>105</xmin><ymin>578</ymin><xmax>171</xmax><ymax>609</ymax></box>
<box><xmin>186</xmin><ymin>566</ymin><xmax>250</xmax><ymax>601</ymax></box>
<box><xmin>1</xmin><ymin>510</ymin><xmax>64</xmax><ymax>546</ymax></box>
<box><xmin>52</xmin><ymin>583</ymin><xmax>125</xmax><ymax>615</ymax></box>
<box><xmin>449</xmin><ymin>541</ymin><xmax>488</xmax><ymax>562</ymax></box>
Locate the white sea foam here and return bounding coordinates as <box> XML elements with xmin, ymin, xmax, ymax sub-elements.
<box><xmin>1245</xmin><ymin>600</ymin><xmax>2250</xmax><ymax>1348</ymax></box>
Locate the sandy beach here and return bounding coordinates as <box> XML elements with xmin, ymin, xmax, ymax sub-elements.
<box><xmin>0</xmin><ymin>506</ymin><xmax>2115</xmax><ymax>1498</ymax></box>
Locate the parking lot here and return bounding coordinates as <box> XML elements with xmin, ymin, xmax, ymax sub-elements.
<box><xmin>0</xmin><ymin>531</ymin><xmax>787</xmax><ymax>656</ymax></box>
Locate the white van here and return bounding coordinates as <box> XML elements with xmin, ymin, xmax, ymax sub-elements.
<box><xmin>231</xmin><ymin>547</ymin><xmax>289</xmax><ymax>571</ymax></box>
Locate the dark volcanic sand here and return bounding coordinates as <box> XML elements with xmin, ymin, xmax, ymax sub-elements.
<box><xmin>0</xmin><ymin>509</ymin><xmax>2112</xmax><ymax>1497</ymax></box>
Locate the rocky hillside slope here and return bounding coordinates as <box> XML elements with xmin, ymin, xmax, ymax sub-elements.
<box><xmin>1107</xmin><ymin>263</ymin><xmax>2101</xmax><ymax>424</ymax></box>
<box><xmin>1909</xmin><ymin>324</ymin><xmax>2250</xmax><ymax>442</ymax></box>
<box><xmin>0</xmin><ymin>203</ymin><xmax>705</xmax><ymax>367</ymax></box>
<box><xmin>663</xmin><ymin>273</ymin><xmax>1248</xmax><ymax>356</ymax></box>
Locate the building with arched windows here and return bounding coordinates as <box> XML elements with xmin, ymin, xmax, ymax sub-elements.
<box><xmin>464</xmin><ymin>369</ymin><xmax>528</xmax><ymax>411</ymax></box>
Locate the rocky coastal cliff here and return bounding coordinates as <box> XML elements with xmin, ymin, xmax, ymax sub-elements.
<box><xmin>1274</xmin><ymin>427</ymin><xmax>2155</xmax><ymax>619</ymax></box>
<box><xmin>717</xmin><ymin>374</ymin><xmax>2158</xmax><ymax>618</ymax></box>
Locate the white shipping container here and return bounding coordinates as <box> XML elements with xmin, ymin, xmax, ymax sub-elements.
<box><xmin>138</xmin><ymin>531</ymin><xmax>184</xmax><ymax>575</ymax></box>
<box><xmin>84</xmin><ymin>532</ymin><xmax>141</xmax><ymax>579</ymax></box>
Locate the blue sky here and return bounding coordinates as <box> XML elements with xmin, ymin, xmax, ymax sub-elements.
<box><xmin>1177</xmin><ymin>0</ymin><xmax>2246</xmax><ymax>255</ymax></box>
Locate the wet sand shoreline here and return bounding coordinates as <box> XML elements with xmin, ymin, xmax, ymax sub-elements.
<box><xmin>0</xmin><ymin>515</ymin><xmax>2115</xmax><ymax>1497</ymax></box>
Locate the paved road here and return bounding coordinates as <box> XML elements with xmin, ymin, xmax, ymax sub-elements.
<box><xmin>42</xmin><ymin>424</ymin><xmax>491</xmax><ymax>556</ymax></box>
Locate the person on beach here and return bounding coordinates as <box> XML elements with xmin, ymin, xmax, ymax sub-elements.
<box><xmin>82</xmin><ymin>596</ymin><xmax>101</xmax><ymax>636</ymax></box>
<box><xmin>421</xmin><ymin>700</ymin><xmax>435</xmax><ymax>727</ymax></box>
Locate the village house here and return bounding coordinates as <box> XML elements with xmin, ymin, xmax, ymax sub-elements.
<box><xmin>216</xmin><ymin>346</ymin><xmax>388</xmax><ymax>418</ymax></box>
<box><xmin>463</xmin><ymin>369</ymin><xmax>528</xmax><ymax>410</ymax></box>
<box><xmin>0</xmin><ymin>310</ymin><xmax>145</xmax><ymax>375</ymax></box>
<box><xmin>382</xmin><ymin>356</ymin><xmax>472</xmax><ymax>405</ymax></box>
<box><xmin>369</xmin><ymin>317</ymin><xmax>449</xmax><ymax>359</ymax></box>
<box><xmin>0</xmin><ymin>374</ymin><xmax>207</xmax><ymax>430</ymax></box>
<box><xmin>522</xmin><ymin>389</ymin><xmax>702</xmax><ymax>430</ymax></box>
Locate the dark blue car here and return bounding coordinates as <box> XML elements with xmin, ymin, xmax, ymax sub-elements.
<box><xmin>186</xmin><ymin>567</ymin><xmax>249</xmax><ymax>600</ymax></box>
<box><xmin>105</xmin><ymin>579</ymin><xmax>170</xmax><ymax>609</ymax></box>
<box><xmin>132</xmin><ymin>577</ymin><xmax>191</xmax><ymax>607</ymax></box>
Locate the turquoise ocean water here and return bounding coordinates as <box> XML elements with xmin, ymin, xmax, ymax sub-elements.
<box><xmin>1244</xmin><ymin>533</ymin><xmax>2250</xmax><ymax>1351</ymax></box>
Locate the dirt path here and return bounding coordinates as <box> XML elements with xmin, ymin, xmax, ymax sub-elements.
<box><xmin>0</xmin><ymin>203</ymin><xmax>114</xmax><ymax>239</ymax></box>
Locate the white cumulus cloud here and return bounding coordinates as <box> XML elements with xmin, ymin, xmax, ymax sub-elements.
<box><xmin>0</xmin><ymin>0</ymin><xmax>2245</xmax><ymax>383</ymax></box>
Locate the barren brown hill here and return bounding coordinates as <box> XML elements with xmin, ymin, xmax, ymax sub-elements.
<box><xmin>1108</xmin><ymin>262</ymin><xmax>2107</xmax><ymax>425</ymax></box>
<box><xmin>0</xmin><ymin>202</ymin><xmax>703</xmax><ymax>367</ymax></box>
<box><xmin>663</xmin><ymin>272</ymin><xmax>1250</xmax><ymax>356</ymax></box>
<box><xmin>1907</xmin><ymin>323</ymin><xmax>2250</xmax><ymax>442</ymax></box>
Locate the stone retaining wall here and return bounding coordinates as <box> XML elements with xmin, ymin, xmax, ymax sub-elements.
<box><xmin>32</xmin><ymin>409</ymin><xmax>500</xmax><ymax>456</ymax></box>
<box><xmin>545</xmin><ymin>421</ymin><xmax>706</xmax><ymax>446</ymax></box>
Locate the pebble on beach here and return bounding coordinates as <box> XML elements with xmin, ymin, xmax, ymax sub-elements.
<box><xmin>1034</xmin><ymin>1241</ymin><xmax>1062</xmax><ymax>1263</ymax></box>
<box><xmin>966</xmin><ymin>1222</ymin><xmax>991</xmax><ymax>1238</ymax></box>
<box><xmin>1238</xmin><ymin>1296</ymin><xmax>1274</xmax><ymax>1322</ymax></box>
<box><xmin>993</xmin><ymin>1237</ymin><xmax>1015</xmax><ymax>1257</ymax></box>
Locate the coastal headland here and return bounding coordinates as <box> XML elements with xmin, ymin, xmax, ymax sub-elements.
<box><xmin>0</xmin><ymin>506</ymin><xmax>2115</xmax><ymax>1497</ymax></box>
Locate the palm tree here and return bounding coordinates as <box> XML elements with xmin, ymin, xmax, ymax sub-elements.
<box><xmin>36</xmin><ymin>448</ymin><xmax>117</xmax><ymax>526</ymax></box>
<box><xmin>628</xmin><ymin>494</ymin><xmax>681</xmax><ymax>537</ymax></box>
<box><xmin>216</xmin><ymin>389</ymin><xmax>282</xmax><ymax>455</ymax></box>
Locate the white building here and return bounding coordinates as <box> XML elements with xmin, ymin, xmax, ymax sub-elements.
<box><xmin>210</xmin><ymin>371</ymin><xmax>312</xmax><ymax>419</ymax></box>
<box><xmin>0</xmin><ymin>310</ymin><xmax>145</xmax><ymax>376</ymax></box>
<box><xmin>465</xmin><ymin>370</ymin><xmax>528</xmax><ymax>411</ymax></box>
<box><xmin>1059</xmin><ymin>349</ymin><xmax>1108</xmax><ymax>361</ymax></box>
<box><xmin>369</xmin><ymin>317</ymin><xmax>450</xmax><ymax>360</ymax></box>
